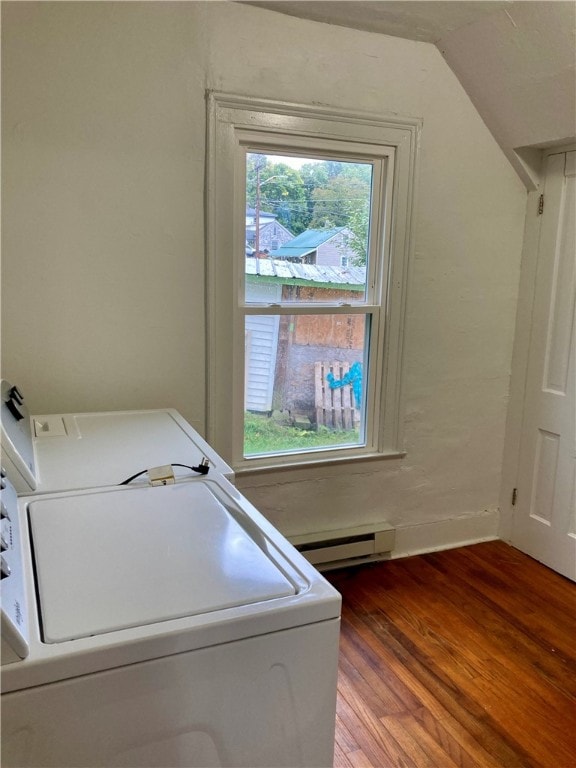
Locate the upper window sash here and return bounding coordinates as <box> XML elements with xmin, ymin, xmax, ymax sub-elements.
<box><xmin>237</xmin><ymin>136</ymin><xmax>392</xmax><ymax>309</ymax></box>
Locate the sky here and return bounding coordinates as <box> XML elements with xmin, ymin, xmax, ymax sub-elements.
<box><xmin>267</xmin><ymin>154</ymin><xmax>322</xmax><ymax>169</ymax></box>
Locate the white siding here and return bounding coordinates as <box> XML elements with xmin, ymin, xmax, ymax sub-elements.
<box><xmin>316</xmin><ymin>231</ymin><xmax>354</xmax><ymax>267</ymax></box>
<box><xmin>245</xmin><ymin>281</ymin><xmax>281</xmax><ymax>411</ymax></box>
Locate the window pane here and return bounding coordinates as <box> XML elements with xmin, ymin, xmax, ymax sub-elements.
<box><xmin>245</xmin><ymin>152</ymin><xmax>372</xmax><ymax>303</ymax></box>
<box><xmin>244</xmin><ymin>314</ymin><xmax>367</xmax><ymax>457</ymax></box>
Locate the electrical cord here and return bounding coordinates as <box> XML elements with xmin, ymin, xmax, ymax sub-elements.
<box><xmin>119</xmin><ymin>460</ymin><xmax>210</xmax><ymax>486</ymax></box>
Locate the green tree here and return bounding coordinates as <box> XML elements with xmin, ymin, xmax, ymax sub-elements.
<box><xmin>245</xmin><ymin>154</ymin><xmax>372</xmax><ymax>259</ymax></box>
<box><xmin>246</xmin><ymin>154</ymin><xmax>308</xmax><ymax>235</ymax></box>
<box><xmin>310</xmin><ymin>175</ymin><xmax>371</xmax><ymax>264</ymax></box>
<box><xmin>341</xmin><ymin>200</ymin><xmax>370</xmax><ymax>266</ymax></box>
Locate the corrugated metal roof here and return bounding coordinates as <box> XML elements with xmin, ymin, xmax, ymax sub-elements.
<box><xmin>269</xmin><ymin>227</ymin><xmax>345</xmax><ymax>258</ymax></box>
<box><xmin>245</xmin><ymin>257</ymin><xmax>365</xmax><ymax>288</ymax></box>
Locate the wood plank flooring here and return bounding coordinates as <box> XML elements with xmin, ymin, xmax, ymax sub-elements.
<box><xmin>325</xmin><ymin>540</ymin><xmax>576</xmax><ymax>768</ymax></box>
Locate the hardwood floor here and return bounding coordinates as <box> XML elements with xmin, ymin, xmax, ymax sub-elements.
<box><xmin>325</xmin><ymin>540</ymin><xmax>576</xmax><ymax>768</ymax></box>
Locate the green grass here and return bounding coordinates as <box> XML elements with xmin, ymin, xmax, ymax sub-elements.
<box><xmin>244</xmin><ymin>411</ymin><xmax>359</xmax><ymax>456</ymax></box>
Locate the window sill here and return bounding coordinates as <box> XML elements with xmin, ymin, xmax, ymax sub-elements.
<box><xmin>233</xmin><ymin>449</ymin><xmax>406</xmax><ymax>477</ymax></box>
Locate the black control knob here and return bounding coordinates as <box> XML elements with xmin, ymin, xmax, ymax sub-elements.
<box><xmin>6</xmin><ymin>398</ymin><xmax>24</xmax><ymax>421</ymax></box>
<box><xmin>0</xmin><ymin>500</ymin><xmax>10</xmax><ymax>521</ymax></box>
<box><xmin>0</xmin><ymin>534</ymin><xmax>8</xmax><ymax>552</ymax></box>
<box><xmin>1</xmin><ymin>556</ymin><xmax>11</xmax><ymax>579</ymax></box>
<box><xmin>9</xmin><ymin>385</ymin><xmax>24</xmax><ymax>405</ymax></box>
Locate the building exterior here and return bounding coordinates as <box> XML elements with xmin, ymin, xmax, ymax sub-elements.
<box><xmin>245</xmin><ymin>208</ymin><xmax>294</xmax><ymax>255</ymax></box>
<box><xmin>269</xmin><ymin>227</ymin><xmax>357</xmax><ymax>266</ymax></box>
<box><xmin>245</xmin><ymin>257</ymin><xmax>365</xmax><ymax>415</ymax></box>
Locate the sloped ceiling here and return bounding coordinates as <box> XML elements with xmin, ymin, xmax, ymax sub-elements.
<box><xmin>243</xmin><ymin>1</ymin><xmax>576</xmax><ymax>187</ymax></box>
<box><xmin>244</xmin><ymin>1</ymin><xmax>511</xmax><ymax>42</ymax></box>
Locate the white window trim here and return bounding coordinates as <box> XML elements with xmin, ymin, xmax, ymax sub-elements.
<box><xmin>206</xmin><ymin>92</ymin><xmax>420</xmax><ymax>474</ymax></box>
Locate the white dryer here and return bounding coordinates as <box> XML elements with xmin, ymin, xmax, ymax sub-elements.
<box><xmin>0</xmin><ymin>379</ymin><xmax>233</xmax><ymax>493</ymax></box>
<box><xmin>1</xmin><ymin>471</ymin><xmax>341</xmax><ymax>767</ymax></box>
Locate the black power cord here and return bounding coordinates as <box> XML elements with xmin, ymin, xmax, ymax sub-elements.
<box><xmin>119</xmin><ymin>460</ymin><xmax>210</xmax><ymax>486</ymax></box>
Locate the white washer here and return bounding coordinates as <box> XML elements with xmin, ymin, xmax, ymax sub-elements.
<box><xmin>0</xmin><ymin>379</ymin><xmax>234</xmax><ymax>493</ymax></box>
<box><xmin>1</xmin><ymin>472</ymin><xmax>341</xmax><ymax>767</ymax></box>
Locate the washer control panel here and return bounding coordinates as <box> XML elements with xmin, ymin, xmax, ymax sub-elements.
<box><xmin>0</xmin><ymin>380</ymin><xmax>37</xmax><ymax>493</ymax></box>
<box><xmin>1</xmin><ymin>470</ymin><xmax>29</xmax><ymax>663</ymax></box>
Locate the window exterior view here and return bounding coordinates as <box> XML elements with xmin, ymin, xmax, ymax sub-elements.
<box><xmin>244</xmin><ymin>152</ymin><xmax>373</xmax><ymax>458</ymax></box>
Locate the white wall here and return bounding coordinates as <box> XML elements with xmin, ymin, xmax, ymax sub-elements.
<box><xmin>438</xmin><ymin>1</ymin><xmax>576</xmax><ymax>187</ymax></box>
<box><xmin>1</xmin><ymin>2</ymin><xmax>527</xmax><ymax>550</ymax></box>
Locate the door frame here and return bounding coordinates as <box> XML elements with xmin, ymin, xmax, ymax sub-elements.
<box><xmin>499</xmin><ymin>143</ymin><xmax>576</xmax><ymax>542</ymax></box>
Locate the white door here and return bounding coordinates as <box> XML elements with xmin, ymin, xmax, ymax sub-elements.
<box><xmin>511</xmin><ymin>151</ymin><xmax>576</xmax><ymax>581</ymax></box>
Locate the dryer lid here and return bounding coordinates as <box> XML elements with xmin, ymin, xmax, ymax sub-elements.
<box><xmin>32</xmin><ymin>409</ymin><xmax>234</xmax><ymax>492</ymax></box>
<box><xmin>28</xmin><ymin>483</ymin><xmax>297</xmax><ymax>643</ymax></box>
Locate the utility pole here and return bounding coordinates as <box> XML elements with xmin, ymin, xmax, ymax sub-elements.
<box><xmin>254</xmin><ymin>160</ymin><xmax>263</xmax><ymax>256</ymax></box>
<box><xmin>252</xmin><ymin>157</ymin><xmax>286</xmax><ymax>258</ymax></box>
<box><xmin>254</xmin><ymin>156</ymin><xmax>266</xmax><ymax>258</ymax></box>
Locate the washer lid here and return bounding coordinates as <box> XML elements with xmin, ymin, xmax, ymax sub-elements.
<box><xmin>28</xmin><ymin>483</ymin><xmax>297</xmax><ymax>643</ymax></box>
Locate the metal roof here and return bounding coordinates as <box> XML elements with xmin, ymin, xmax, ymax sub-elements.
<box><xmin>246</xmin><ymin>207</ymin><xmax>276</xmax><ymax>219</ymax></box>
<box><xmin>245</xmin><ymin>257</ymin><xmax>365</xmax><ymax>290</ymax></box>
<box><xmin>246</xmin><ymin>220</ymin><xmax>294</xmax><ymax>236</ymax></box>
<box><xmin>269</xmin><ymin>227</ymin><xmax>346</xmax><ymax>258</ymax></box>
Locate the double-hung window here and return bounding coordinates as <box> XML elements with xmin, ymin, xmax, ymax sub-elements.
<box><xmin>207</xmin><ymin>94</ymin><xmax>419</xmax><ymax>472</ymax></box>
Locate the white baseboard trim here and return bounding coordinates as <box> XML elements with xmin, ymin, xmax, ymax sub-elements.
<box><xmin>391</xmin><ymin>508</ymin><xmax>500</xmax><ymax>560</ymax></box>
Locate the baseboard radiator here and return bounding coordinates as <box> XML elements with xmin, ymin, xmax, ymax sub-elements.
<box><xmin>289</xmin><ymin>523</ymin><xmax>395</xmax><ymax>571</ymax></box>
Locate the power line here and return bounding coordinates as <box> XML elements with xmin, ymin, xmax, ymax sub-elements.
<box><xmin>249</xmin><ymin>200</ymin><xmax>370</xmax><ymax>209</ymax></box>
